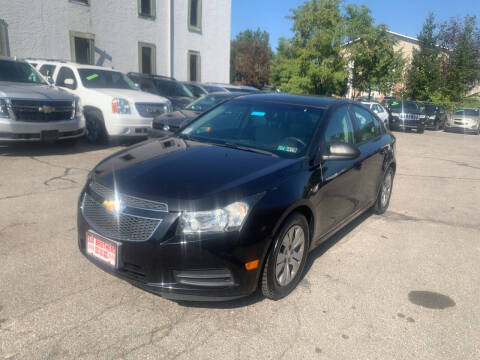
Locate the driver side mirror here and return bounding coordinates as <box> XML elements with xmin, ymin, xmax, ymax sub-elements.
<box><xmin>63</xmin><ymin>78</ymin><xmax>76</xmax><ymax>90</ymax></box>
<box><xmin>321</xmin><ymin>142</ymin><xmax>360</xmax><ymax>161</ymax></box>
<box><xmin>46</xmin><ymin>76</ymin><xmax>54</xmax><ymax>85</ymax></box>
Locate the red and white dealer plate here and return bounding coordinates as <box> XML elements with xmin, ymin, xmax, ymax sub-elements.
<box><xmin>86</xmin><ymin>231</ymin><xmax>118</xmax><ymax>267</ymax></box>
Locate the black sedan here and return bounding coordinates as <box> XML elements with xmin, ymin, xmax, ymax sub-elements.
<box><xmin>78</xmin><ymin>94</ymin><xmax>396</xmax><ymax>301</ymax></box>
<box><xmin>149</xmin><ymin>92</ymin><xmax>247</xmax><ymax>137</ymax></box>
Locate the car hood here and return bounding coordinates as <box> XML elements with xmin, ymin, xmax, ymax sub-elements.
<box><xmin>91</xmin><ymin>137</ymin><xmax>302</xmax><ymax>211</ymax></box>
<box><xmin>90</xmin><ymin>88</ymin><xmax>169</xmax><ymax>103</ymax></box>
<box><xmin>152</xmin><ymin>110</ymin><xmax>198</xmax><ymax>128</ymax></box>
<box><xmin>0</xmin><ymin>81</ymin><xmax>74</xmax><ymax>100</ymax></box>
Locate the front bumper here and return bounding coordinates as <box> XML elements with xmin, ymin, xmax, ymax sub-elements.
<box><xmin>389</xmin><ymin>118</ymin><xmax>423</xmax><ymax>129</ymax></box>
<box><xmin>0</xmin><ymin>116</ymin><xmax>85</xmax><ymax>141</ymax></box>
<box><xmin>444</xmin><ymin>123</ymin><xmax>479</xmax><ymax>134</ymax></box>
<box><xmin>104</xmin><ymin>115</ymin><xmax>153</xmax><ymax>137</ymax></box>
<box><xmin>77</xmin><ymin>204</ymin><xmax>270</xmax><ymax>301</ymax></box>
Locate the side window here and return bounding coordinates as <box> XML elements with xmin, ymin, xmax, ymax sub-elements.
<box><xmin>324</xmin><ymin>106</ymin><xmax>355</xmax><ymax>148</ymax></box>
<box><xmin>352</xmin><ymin>106</ymin><xmax>382</xmax><ymax>143</ymax></box>
<box><xmin>374</xmin><ymin>104</ymin><xmax>384</xmax><ymax>113</ymax></box>
<box><xmin>56</xmin><ymin>67</ymin><xmax>77</xmax><ymax>90</ymax></box>
<box><xmin>39</xmin><ymin>64</ymin><xmax>56</xmax><ymax>77</ymax></box>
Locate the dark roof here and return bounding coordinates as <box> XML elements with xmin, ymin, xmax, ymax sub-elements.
<box><xmin>232</xmin><ymin>93</ymin><xmax>346</xmax><ymax>109</ymax></box>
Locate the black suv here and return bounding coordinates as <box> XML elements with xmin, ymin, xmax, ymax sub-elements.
<box><xmin>419</xmin><ymin>102</ymin><xmax>447</xmax><ymax>130</ymax></box>
<box><xmin>388</xmin><ymin>100</ymin><xmax>425</xmax><ymax>133</ymax></box>
<box><xmin>127</xmin><ymin>73</ymin><xmax>195</xmax><ymax>111</ymax></box>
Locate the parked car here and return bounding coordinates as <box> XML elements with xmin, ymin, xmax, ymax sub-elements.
<box><xmin>360</xmin><ymin>101</ymin><xmax>389</xmax><ymax>126</ymax></box>
<box><xmin>0</xmin><ymin>56</ymin><xmax>84</xmax><ymax>143</ymax></box>
<box><xmin>388</xmin><ymin>100</ymin><xmax>425</xmax><ymax>133</ymax></box>
<box><xmin>30</xmin><ymin>60</ymin><xmax>171</xmax><ymax>143</ymax></box>
<box><xmin>206</xmin><ymin>83</ymin><xmax>260</xmax><ymax>93</ymax></box>
<box><xmin>444</xmin><ymin>108</ymin><xmax>480</xmax><ymax>135</ymax></box>
<box><xmin>127</xmin><ymin>73</ymin><xmax>195</xmax><ymax>111</ymax></box>
<box><xmin>419</xmin><ymin>102</ymin><xmax>447</xmax><ymax>130</ymax></box>
<box><xmin>149</xmin><ymin>92</ymin><xmax>247</xmax><ymax>138</ymax></box>
<box><xmin>182</xmin><ymin>81</ymin><xmax>229</xmax><ymax>98</ymax></box>
<box><xmin>77</xmin><ymin>94</ymin><xmax>396</xmax><ymax>301</ymax></box>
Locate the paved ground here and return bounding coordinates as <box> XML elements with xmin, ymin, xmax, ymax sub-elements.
<box><xmin>1</xmin><ymin>131</ymin><xmax>479</xmax><ymax>360</ymax></box>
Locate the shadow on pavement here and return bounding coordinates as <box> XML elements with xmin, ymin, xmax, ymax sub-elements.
<box><xmin>0</xmin><ymin>137</ymin><xmax>145</xmax><ymax>157</ymax></box>
<box><xmin>176</xmin><ymin>209</ymin><xmax>375</xmax><ymax>309</ymax></box>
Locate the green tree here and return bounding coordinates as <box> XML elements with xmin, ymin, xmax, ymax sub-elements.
<box><xmin>406</xmin><ymin>13</ymin><xmax>442</xmax><ymax>101</ymax></box>
<box><xmin>350</xmin><ymin>25</ymin><xmax>405</xmax><ymax>99</ymax></box>
<box><xmin>270</xmin><ymin>0</ymin><xmax>348</xmax><ymax>96</ymax></box>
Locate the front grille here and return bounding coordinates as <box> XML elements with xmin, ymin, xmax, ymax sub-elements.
<box><xmin>398</xmin><ymin>113</ymin><xmax>420</xmax><ymax>121</ymax></box>
<box><xmin>89</xmin><ymin>181</ymin><xmax>168</xmax><ymax>212</ymax></box>
<box><xmin>82</xmin><ymin>193</ymin><xmax>161</xmax><ymax>241</ymax></box>
<box><xmin>135</xmin><ymin>103</ymin><xmax>168</xmax><ymax>118</ymax></box>
<box><xmin>11</xmin><ymin>99</ymin><xmax>74</xmax><ymax>122</ymax></box>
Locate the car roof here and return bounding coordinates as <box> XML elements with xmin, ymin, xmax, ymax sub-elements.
<box><xmin>230</xmin><ymin>93</ymin><xmax>349</xmax><ymax>109</ymax></box>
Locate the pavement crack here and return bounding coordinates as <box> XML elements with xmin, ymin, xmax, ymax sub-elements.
<box><xmin>44</xmin><ymin>167</ymin><xmax>77</xmax><ymax>186</ymax></box>
<box><xmin>29</xmin><ymin>156</ymin><xmax>90</xmax><ymax>173</ymax></box>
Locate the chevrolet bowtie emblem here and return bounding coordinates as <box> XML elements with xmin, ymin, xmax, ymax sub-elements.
<box><xmin>103</xmin><ymin>199</ymin><xmax>123</xmax><ymax>213</ymax></box>
<box><xmin>39</xmin><ymin>105</ymin><xmax>55</xmax><ymax>114</ymax></box>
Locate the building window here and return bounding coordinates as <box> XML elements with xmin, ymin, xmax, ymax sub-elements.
<box><xmin>188</xmin><ymin>51</ymin><xmax>201</xmax><ymax>82</ymax></box>
<box><xmin>138</xmin><ymin>42</ymin><xmax>156</xmax><ymax>74</ymax></box>
<box><xmin>0</xmin><ymin>20</ymin><xmax>8</xmax><ymax>57</ymax></box>
<box><xmin>69</xmin><ymin>31</ymin><xmax>95</xmax><ymax>65</ymax></box>
<box><xmin>188</xmin><ymin>0</ymin><xmax>202</xmax><ymax>32</ymax></box>
<box><xmin>138</xmin><ymin>0</ymin><xmax>156</xmax><ymax>18</ymax></box>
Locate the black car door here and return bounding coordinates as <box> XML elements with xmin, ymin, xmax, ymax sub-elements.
<box><xmin>312</xmin><ymin>105</ymin><xmax>363</xmax><ymax>239</ymax></box>
<box><xmin>350</xmin><ymin>105</ymin><xmax>387</xmax><ymax>208</ymax></box>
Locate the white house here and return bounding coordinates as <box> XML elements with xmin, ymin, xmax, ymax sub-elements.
<box><xmin>0</xmin><ymin>0</ymin><xmax>231</xmax><ymax>83</ymax></box>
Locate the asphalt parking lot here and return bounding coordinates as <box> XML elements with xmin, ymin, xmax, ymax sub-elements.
<box><xmin>1</xmin><ymin>130</ymin><xmax>479</xmax><ymax>360</ymax></box>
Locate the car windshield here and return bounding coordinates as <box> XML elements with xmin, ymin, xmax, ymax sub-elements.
<box><xmin>390</xmin><ymin>101</ymin><xmax>419</xmax><ymax>112</ymax></box>
<box><xmin>453</xmin><ymin>109</ymin><xmax>479</xmax><ymax>116</ymax></box>
<box><xmin>186</xmin><ymin>94</ymin><xmax>231</xmax><ymax>112</ymax></box>
<box><xmin>421</xmin><ymin>105</ymin><xmax>437</xmax><ymax>114</ymax></box>
<box><xmin>180</xmin><ymin>100</ymin><xmax>324</xmax><ymax>158</ymax></box>
<box><xmin>78</xmin><ymin>69</ymin><xmax>137</xmax><ymax>89</ymax></box>
<box><xmin>0</xmin><ymin>60</ymin><xmax>46</xmax><ymax>84</ymax></box>
<box><xmin>154</xmin><ymin>79</ymin><xmax>194</xmax><ymax>98</ymax></box>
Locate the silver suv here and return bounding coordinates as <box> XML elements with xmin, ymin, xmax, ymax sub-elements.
<box><xmin>0</xmin><ymin>57</ymin><xmax>84</xmax><ymax>142</ymax></box>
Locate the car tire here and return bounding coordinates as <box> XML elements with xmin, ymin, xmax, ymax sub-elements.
<box><xmin>261</xmin><ymin>213</ymin><xmax>310</xmax><ymax>300</ymax></box>
<box><xmin>417</xmin><ymin>125</ymin><xmax>424</xmax><ymax>134</ymax></box>
<box><xmin>85</xmin><ymin>111</ymin><xmax>108</xmax><ymax>144</ymax></box>
<box><xmin>374</xmin><ymin>167</ymin><xmax>394</xmax><ymax>215</ymax></box>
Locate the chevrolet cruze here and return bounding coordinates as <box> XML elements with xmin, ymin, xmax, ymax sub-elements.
<box><xmin>78</xmin><ymin>94</ymin><xmax>396</xmax><ymax>301</ymax></box>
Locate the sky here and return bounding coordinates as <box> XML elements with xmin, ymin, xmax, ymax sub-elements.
<box><xmin>231</xmin><ymin>0</ymin><xmax>480</xmax><ymax>50</ymax></box>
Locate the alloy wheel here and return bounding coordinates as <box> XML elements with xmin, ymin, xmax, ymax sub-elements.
<box><xmin>275</xmin><ymin>225</ymin><xmax>305</xmax><ymax>286</ymax></box>
<box><xmin>381</xmin><ymin>171</ymin><xmax>393</xmax><ymax>208</ymax></box>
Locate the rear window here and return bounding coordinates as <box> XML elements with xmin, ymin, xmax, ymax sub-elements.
<box><xmin>153</xmin><ymin>79</ymin><xmax>194</xmax><ymax>98</ymax></box>
<box><xmin>453</xmin><ymin>109</ymin><xmax>479</xmax><ymax>117</ymax></box>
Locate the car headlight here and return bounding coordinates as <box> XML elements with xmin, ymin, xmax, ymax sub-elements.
<box><xmin>420</xmin><ymin>115</ymin><xmax>426</xmax><ymax>119</ymax></box>
<box><xmin>112</xmin><ymin>98</ymin><xmax>131</xmax><ymax>114</ymax></box>
<box><xmin>179</xmin><ymin>194</ymin><xmax>264</xmax><ymax>234</ymax></box>
<box><xmin>429</xmin><ymin>115</ymin><xmax>436</xmax><ymax>119</ymax></box>
<box><xmin>0</xmin><ymin>99</ymin><xmax>10</xmax><ymax>118</ymax></box>
<box><xmin>74</xmin><ymin>96</ymin><xmax>82</xmax><ymax>118</ymax></box>
<box><xmin>391</xmin><ymin>112</ymin><xmax>399</xmax><ymax>117</ymax></box>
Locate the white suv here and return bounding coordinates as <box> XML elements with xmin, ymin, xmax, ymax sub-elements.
<box><xmin>28</xmin><ymin>60</ymin><xmax>171</xmax><ymax>143</ymax></box>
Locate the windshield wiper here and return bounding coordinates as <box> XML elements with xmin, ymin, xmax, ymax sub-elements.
<box><xmin>215</xmin><ymin>142</ymin><xmax>278</xmax><ymax>157</ymax></box>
